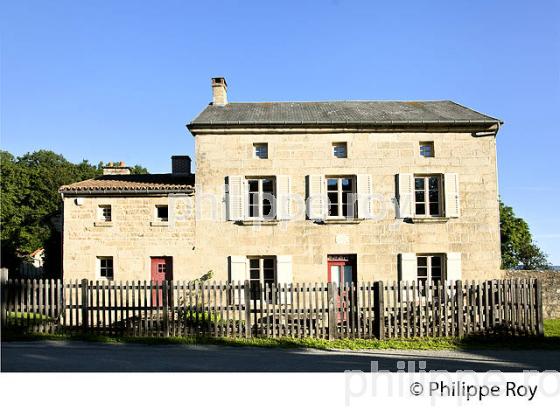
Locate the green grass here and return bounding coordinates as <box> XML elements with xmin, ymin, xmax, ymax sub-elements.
<box><xmin>3</xmin><ymin>319</ymin><xmax>559</xmax><ymax>351</ymax></box>
<box><xmin>6</xmin><ymin>312</ymin><xmax>53</xmax><ymax>321</ymax></box>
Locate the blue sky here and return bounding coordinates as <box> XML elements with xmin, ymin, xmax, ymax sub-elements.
<box><xmin>1</xmin><ymin>0</ymin><xmax>559</xmax><ymax>263</ymax></box>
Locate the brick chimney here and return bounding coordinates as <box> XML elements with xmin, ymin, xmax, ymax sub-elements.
<box><xmin>171</xmin><ymin>155</ymin><xmax>191</xmax><ymax>175</ymax></box>
<box><xmin>102</xmin><ymin>161</ymin><xmax>131</xmax><ymax>175</ymax></box>
<box><xmin>211</xmin><ymin>77</ymin><xmax>227</xmax><ymax>106</ymax></box>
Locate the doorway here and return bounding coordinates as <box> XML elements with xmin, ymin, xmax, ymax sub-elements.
<box><xmin>150</xmin><ymin>257</ymin><xmax>173</xmax><ymax>306</ymax></box>
<box><xmin>327</xmin><ymin>255</ymin><xmax>357</xmax><ymax>322</ymax></box>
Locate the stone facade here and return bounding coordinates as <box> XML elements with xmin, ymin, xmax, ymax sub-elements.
<box><xmin>63</xmin><ymin>195</ymin><xmax>195</xmax><ymax>281</ymax></box>
<box><xmin>506</xmin><ymin>270</ymin><xmax>560</xmax><ymax>319</ymax></box>
<box><xmin>191</xmin><ymin>130</ymin><xmax>502</xmax><ymax>282</ymax></box>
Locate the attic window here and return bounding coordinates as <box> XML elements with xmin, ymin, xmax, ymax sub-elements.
<box><xmin>254</xmin><ymin>143</ymin><xmax>268</xmax><ymax>159</ymax></box>
<box><xmin>98</xmin><ymin>205</ymin><xmax>112</xmax><ymax>222</ymax></box>
<box><xmin>156</xmin><ymin>205</ymin><xmax>169</xmax><ymax>222</ymax></box>
<box><xmin>420</xmin><ymin>142</ymin><xmax>435</xmax><ymax>157</ymax></box>
<box><xmin>333</xmin><ymin>142</ymin><xmax>347</xmax><ymax>158</ymax></box>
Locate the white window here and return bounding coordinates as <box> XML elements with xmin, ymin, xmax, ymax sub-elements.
<box><xmin>327</xmin><ymin>177</ymin><xmax>356</xmax><ymax>218</ymax></box>
<box><xmin>254</xmin><ymin>143</ymin><xmax>268</xmax><ymax>159</ymax></box>
<box><xmin>248</xmin><ymin>256</ymin><xmax>276</xmax><ymax>302</ymax></box>
<box><xmin>156</xmin><ymin>205</ymin><xmax>169</xmax><ymax>222</ymax></box>
<box><xmin>414</xmin><ymin>175</ymin><xmax>442</xmax><ymax>217</ymax></box>
<box><xmin>98</xmin><ymin>257</ymin><xmax>114</xmax><ymax>280</ymax></box>
<box><xmin>98</xmin><ymin>205</ymin><xmax>111</xmax><ymax>222</ymax></box>
<box><xmin>333</xmin><ymin>142</ymin><xmax>347</xmax><ymax>158</ymax></box>
<box><xmin>417</xmin><ymin>254</ymin><xmax>445</xmax><ymax>285</ymax></box>
<box><xmin>247</xmin><ymin>178</ymin><xmax>275</xmax><ymax>219</ymax></box>
<box><xmin>420</xmin><ymin>141</ymin><xmax>434</xmax><ymax>157</ymax></box>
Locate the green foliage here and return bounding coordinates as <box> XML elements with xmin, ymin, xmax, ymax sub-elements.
<box><xmin>500</xmin><ymin>200</ymin><xmax>549</xmax><ymax>269</ymax></box>
<box><xmin>0</xmin><ymin>150</ymin><xmax>148</xmax><ymax>275</ymax></box>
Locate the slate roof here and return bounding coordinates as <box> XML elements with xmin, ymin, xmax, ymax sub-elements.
<box><xmin>59</xmin><ymin>174</ymin><xmax>195</xmax><ymax>194</ymax></box>
<box><xmin>188</xmin><ymin>100</ymin><xmax>502</xmax><ymax>128</ymax></box>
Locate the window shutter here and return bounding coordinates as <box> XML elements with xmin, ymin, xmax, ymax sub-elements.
<box><xmin>226</xmin><ymin>176</ymin><xmax>245</xmax><ymax>221</ymax></box>
<box><xmin>276</xmin><ymin>255</ymin><xmax>293</xmax><ymax>304</ymax></box>
<box><xmin>306</xmin><ymin>175</ymin><xmax>326</xmax><ymax>220</ymax></box>
<box><xmin>276</xmin><ymin>175</ymin><xmax>292</xmax><ymax>220</ymax></box>
<box><xmin>444</xmin><ymin>173</ymin><xmax>460</xmax><ymax>218</ymax></box>
<box><xmin>446</xmin><ymin>252</ymin><xmax>462</xmax><ymax>282</ymax></box>
<box><xmin>356</xmin><ymin>174</ymin><xmax>373</xmax><ymax>219</ymax></box>
<box><xmin>228</xmin><ymin>256</ymin><xmax>247</xmax><ymax>304</ymax></box>
<box><xmin>397</xmin><ymin>173</ymin><xmax>414</xmax><ymax>218</ymax></box>
<box><xmin>398</xmin><ymin>253</ymin><xmax>417</xmax><ymax>282</ymax></box>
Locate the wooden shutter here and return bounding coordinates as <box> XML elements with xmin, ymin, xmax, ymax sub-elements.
<box><xmin>397</xmin><ymin>173</ymin><xmax>414</xmax><ymax>218</ymax></box>
<box><xmin>446</xmin><ymin>252</ymin><xmax>462</xmax><ymax>282</ymax></box>
<box><xmin>444</xmin><ymin>173</ymin><xmax>460</xmax><ymax>218</ymax></box>
<box><xmin>276</xmin><ymin>255</ymin><xmax>293</xmax><ymax>304</ymax></box>
<box><xmin>228</xmin><ymin>256</ymin><xmax>247</xmax><ymax>304</ymax></box>
<box><xmin>276</xmin><ymin>175</ymin><xmax>292</xmax><ymax>220</ymax></box>
<box><xmin>226</xmin><ymin>176</ymin><xmax>245</xmax><ymax>221</ymax></box>
<box><xmin>398</xmin><ymin>253</ymin><xmax>417</xmax><ymax>282</ymax></box>
<box><xmin>306</xmin><ymin>175</ymin><xmax>326</xmax><ymax>220</ymax></box>
<box><xmin>356</xmin><ymin>174</ymin><xmax>373</xmax><ymax>219</ymax></box>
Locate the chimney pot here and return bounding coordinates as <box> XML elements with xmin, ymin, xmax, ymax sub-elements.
<box><xmin>102</xmin><ymin>161</ymin><xmax>131</xmax><ymax>175</ymax></box>
<box><xmin>211</xmin><ymin>77</ymin><xmax>228</xmax><ymax>106</ymax></box>
<box><xmin>171</xmin><ymin>155</ymin><xmax>191</xmax><ymax>175</ymax></box>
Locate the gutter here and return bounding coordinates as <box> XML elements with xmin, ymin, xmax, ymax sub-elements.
<box><xmin>59</xmin><ymin>188</ymin><xmax>195</xmax><ymax>197</ymax></box>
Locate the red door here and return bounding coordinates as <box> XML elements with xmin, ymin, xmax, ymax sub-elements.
<box><xmin>328</xmin><ymin>255</ymin><xmax>356</xmax><ymax>322</ymax></box>
<box><xmin>151</xmin><ymin>257</ymin><xmax>173</xmax><ymax>306</ymax></box>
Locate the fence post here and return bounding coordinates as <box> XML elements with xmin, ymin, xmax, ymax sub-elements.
<box><xmin>535</xmin><ymin>279</ymin><xmax>544</xmax><ymax>337</ymax></box>
<box><xmin>81</xmin><ymin>279</ymin><xmax>89</xmax><ymax>333</ymax></box>
<box><xmin>162</xmin><ymin>280</ymin><xmax>170</xmax><ymax>337</ymax></box>
<box><xmin>327</xmin><ymin>282</ymin><xmax>336</xmax><ymax>340</ymax></box>
<box><xmin>373</xmin><ymin>281</ymin><xmax>384</xmax><ymax>340</ymax></box>
<box><xmin>0</xmin><ymin>268</ymin><xmax>8</xmax><ymax>327</ymax></box>
<box><xmin>244</xmin><ymin>280</ymin><xmax>252</xmax><ymax>338</ymax></box>
<box><xmin>456</xmin><ymin>280</ymin><xmax>464</xmax><ymax>338</ymax></box>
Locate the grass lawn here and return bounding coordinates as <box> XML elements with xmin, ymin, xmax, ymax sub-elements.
<box><xmin>3</xmin><ymin>319</ymin><xmax>559</xmax><ymax>351</ymax></box>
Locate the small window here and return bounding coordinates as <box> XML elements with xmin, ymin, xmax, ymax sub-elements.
<box><xmin>254</xmin><ymin>143</ymin><xmax>268</xmax><ymax>159</ymax></box>
<box><xmin>333</xmin><ymin>142</ymin><xmax>347</xmax><ymax>158</ymax></box>
<box><xmin>414</xmin><ymin>175</ymin><xmax>442</xmax><ymax>217</ymax></box>
<box><xmin>156</xmin><ymin>205</ymin><xmax>169</xmax><ymax>222</ymax></box>
<box><xmin>417</xmin><ymin>254</ymin><xmax>445</xmax><ymax>288</ymax></box>
<box><xmin>98</xmin><ymin>205</ymin><xmax>111</xmax><ymax>222</ymax></box>
<box><xmin>98</xmin><ymin>257</ymin><xmax>114</xmax><ymax>280</ymax></box>
<box><xmin>420</xmin><ymin>142</ymin><xmax>434</xmax><ymax>157</ymax></box>
<box><xmin>248</xmin><ymin>256</ymin><xmax>276</xmax><ymax>302</ymax></box>
<box><xmin>327</xmin><ymin>176</ymin><xmax>356</xmax><ymax>218</ymax></box>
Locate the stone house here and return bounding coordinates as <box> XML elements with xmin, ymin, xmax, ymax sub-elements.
<box><xmin>60</xmin><ymin>77</ymin><xmax>503</xmax><ymax>288</ymax></box>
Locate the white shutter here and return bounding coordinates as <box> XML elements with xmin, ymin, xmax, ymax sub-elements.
<box><xmin>276</xmin><ymin>255</ymin><xmax>293</xmax><ymax>304</ymax></box>
<box><xmin>446</xmin><ymin>252</ymin><xmax>462</xmax><ymax>282</ymax></box>
<box><xmin>306</xmin><ymin>175</ymin><xmax>326</xmax><ymax>220</ymax></box>
<box><xmin>228</xmin><ymin>256</ymin><xmax>248</xmax><ymax>304</ymax></box>
<box><xmin>276</xmin><ymin>175</ymin><xmax>292</xmax><ymax>220</ymax></box>
<box><xmin>226</xmin><ymin>176</ymin><xmax>245</xmax><ymax>221</ymax></box>
<box><xmin>444</xmin><ymin>173</ymin><xmax>460</xmax><ymax>218</ymax></box>
<box><xmin>397</xmin><ymin>173</ymin><xmax>414</xmax><ymax>218</ymax></box>
<box><xmin>399</xmin><ymin>253</ymin><xmax>417</xmax><ymax>282</ymax></box>
<box><xmin>356</xmin><ymin>174</ymin><xmax>373</xmax><ymax>219</ymax></box>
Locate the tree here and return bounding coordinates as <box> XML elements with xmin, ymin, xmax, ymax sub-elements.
<box><xmin>0</xmin><ymin>150</ymin><xmax>148</xmax><ymax>276</ymax></box>
<box><xmin>500</xmin><ymin>200</ymin><xmax>549</xmax><ymax>269</ymax></box>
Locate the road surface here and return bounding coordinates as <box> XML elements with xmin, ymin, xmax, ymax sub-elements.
<box><xmin>2</xmin><ymin>340</ymin><xmax>559</xmax><ymax>372</ymax></box>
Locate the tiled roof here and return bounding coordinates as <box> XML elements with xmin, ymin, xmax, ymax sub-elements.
<box><xmin>59</xmin><ymin>174</ymin><xmax>195</xmax><ymax>194</ymax></box>
<box><xmin>188</xmin><ymin>100</ymin><xmax>502</xmax><ymax>128</ymax></box>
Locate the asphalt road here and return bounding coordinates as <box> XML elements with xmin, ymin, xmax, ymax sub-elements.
<box><xmin>2</xmin><ymin>341</ymin><xmax>560</xmax><ymax>372</ymax></box>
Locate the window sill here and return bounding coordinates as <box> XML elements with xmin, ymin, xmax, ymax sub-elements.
<box><xmin>235</xmin><ymin>219</ymin><xmax>279</xmax><ymax>226</ymax></box>
<box><xmin>408</xmin><ymin>217</ymin><xmax>449</xmax><ymax>224</ymax></box>
<box><xmin>315</xmin><ymin>218</ymin><xmax>362</xmax><ymax>225</ymax></box>
<box><xmin>150</xmin><ymin>221</ymin><xmax>169</xmax><ymax>227</ymax></box>
<box><xmin>93</xmin><ymin>221</ymin><xmax>113</xmax><ymax>227</ymax></box>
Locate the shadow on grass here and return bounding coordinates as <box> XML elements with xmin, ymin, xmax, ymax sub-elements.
<box><xmin>2</xmin><ymin>328</ymin><xmax>559</xmax><ymax>351</ymax></box>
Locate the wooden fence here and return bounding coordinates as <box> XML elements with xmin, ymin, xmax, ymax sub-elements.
<box><xmin>1</xmin><ymin>278</ymin><xmax>544</xmax><ymax>339</ymax></box>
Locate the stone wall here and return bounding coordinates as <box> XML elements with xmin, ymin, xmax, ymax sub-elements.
<box><xmin>193</xmin><ymin>130</ymin><xmax>502</xmax><ymax>282</ymax></box>
<box><xmin>505</xmin><ymin>270</ymin><xmax>560</xmax><ymax>319</ymax></box>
